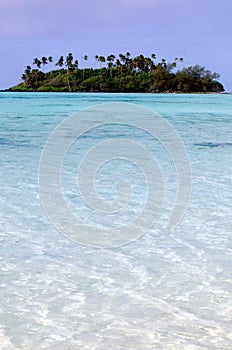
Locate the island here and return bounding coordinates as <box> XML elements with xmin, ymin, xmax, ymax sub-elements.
<box><xmin>10</xmin><ymin>52</ymin><xmax>224</xmax><ymax>93</ymax></box>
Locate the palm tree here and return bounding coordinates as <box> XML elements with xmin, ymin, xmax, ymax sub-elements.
<box><xmin>25</xmin><ymin>65</ymin><xmax>32</xmax><ymax>74</ymax></box>
<box><xmin>116</xmin><ymin>59</ymin><xmax>121</xmax><ymax>67</ymax></box>
<box><xmin>133</xmin><ymin>55</ymin><xmax>145</xmax><ymax>73</ymax></box>
<box><xmin>65</xmin><ymin>53</ymin><xmax>74</xmax><ymax>71</ymax></box>
<box><xmin>172</xmin><ymin>61</ymin><xmax>177</xmax><ymax>69</ymax></box>
<box><xmin>115</xmin><ymin>59</ymin><xmax>121</xmax><ymax>75</ymax></box>
<box><xmin>30</xmin><ymin>69</ymin><xmax>39</xmax><ymax>88</ymax></box>
<box><xmin>107</xmin><ymin>54</ymin><xmax>115</xmax><ymax>78</ymax></box>
<box><xmin>98</xmin><ymin>56</ymin><xmax>106</xmax><ymax>68</ymax></box>
<box><xmin>33</xmin><ymin>58</ymin><xmax>41</xmax><ymax>69</ymax></box>
<box><xmin>107</xmin><ymin>60</ymin><xmax>113</xmax><ymax>71</ymax></box>
<box><xmin>161</xmin><ymin>58</ymin><xmax>167</xmax><ymax>69</ymax></box>
<box><xmin>55</xmin><ymin>56</ymin><xmax>64</xmax><ymax>75</ymax></box>
<box><xmin>48</xmin><ymin>56</ymin><xmax>53</xmax><ymax>64</ymax></box>
<box><xmin>74</xmin><ymin>59</ymin><xmax>79</xmax><ymax>70</ymax></box>
<box><xmin>144</xmin><ymin>57</ymin><xmax>154</xmax><ymax>73</ymax></box>
<box><xmin>83</xmin><ymin>55</ymin><xmax>88</xmax><ymax>80</ymax></box>
<box><xmin>70</xmin><ymin>60</ymin><xmax>79</xmax><ymax>89</ymax></box>
<box><xmin>172</xmin><ymin>57</ymin><xmax>178</xmax><ymax>70</ymax></box>
<box><xmin>41</xmin><ymin>57</ymin><xmax>48</xmax><ymax>71</ymax></box>
<box><xmin>179</xmin><ymin>57</ymin><xmax>184</xmax><ymax>70</ymax></box>
<box><xmin>21</xmin><ymin>65</ymin><xmax>32</xmax><ymax>84</ymax></box>
<box><xmin>94</xmin><ymin>55</ymin><xmax>99</xmax><ymax>67</ymax></box>
<box><xmin>125</xmin><ymin>52</ymin><xmax>131</xmax><ymax>67</ymax></box>
<box><xmin>118</xmin><ymin>54</ymin><xmax>126</xmax><ymax>75</ymax></box>
<box><xmin>119</xmin><ymin>54</ymin><xmax>126</xmax><ymax>65</ymax></box>
<box><xmin>65</xmin><ymin>53</ymin><xmax>74</xmax><ymax>91</ymax></box>
<box><xmin>56</xmin><ymin>56</ymin><xmax>64</xmax><ymax>67</ymax></box>
<box><xmin>150</xmin><ymin>54</ymin><xmax>156</xmax><ymax>70</ymax></box>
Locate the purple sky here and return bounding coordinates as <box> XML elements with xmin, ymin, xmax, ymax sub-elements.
<box><xmin>0</xmin><ymin>0</ymin><xmax>231</xmax><ymax>90</ymax></box>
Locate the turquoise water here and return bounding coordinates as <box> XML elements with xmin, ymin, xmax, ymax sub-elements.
<box><xmin>0</xmin><ymin>92</ymin><xmax>232</xmax><ymax>349</ymax></box>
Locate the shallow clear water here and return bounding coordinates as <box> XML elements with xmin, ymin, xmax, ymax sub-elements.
<box><xmin>0</xmin><ymin>92</ymin><xmax>232</xmax><ymax>349</ymax></box>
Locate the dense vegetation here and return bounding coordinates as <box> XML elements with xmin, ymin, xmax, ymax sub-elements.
<box><xmin>11</xmin><ymin>52</ymin><xmax>224</xmax><ymax>93</ymax></box>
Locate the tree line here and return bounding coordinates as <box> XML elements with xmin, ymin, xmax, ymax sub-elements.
<box><xmin>15</xmin><ymin>52</ymin><xmax>224</xmax><ymax>93</ymax></box>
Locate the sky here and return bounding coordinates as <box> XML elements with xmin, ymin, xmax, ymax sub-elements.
<box><xmin>0</xmin><ymin>0</ymin><xmax>231</xmax><ymax>90</ymax></box>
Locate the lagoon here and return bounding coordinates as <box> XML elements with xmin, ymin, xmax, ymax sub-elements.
<box><xmin>0</xmin><ymin>92</ymin><xmax>232</xmax><ymax>349</ymax></box>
